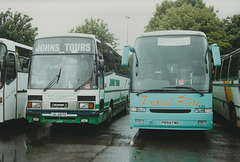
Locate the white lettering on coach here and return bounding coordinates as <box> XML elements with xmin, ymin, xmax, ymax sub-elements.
<box><xmin>35</xmin><ymin>44</ymin><xmax>60</xmax><ymax>52</ymax></box>
<box><xmin>65</xmin><ymin>43</ymin><xmax>91</xmax><ymax>53</ymax></box>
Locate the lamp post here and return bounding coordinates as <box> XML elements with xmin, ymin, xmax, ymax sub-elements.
<box><xmin>125</xmin><ymin>16</ymin><xmax>130</xmax><ymax>44</ymax></box>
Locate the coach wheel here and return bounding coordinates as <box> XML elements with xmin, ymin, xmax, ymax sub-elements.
<box><xmin>107</xmin><ymin>107</ymin><xmax>112</xmax><ymax>123</ymax></box>
<box><xmin>229</xmin><ymin>104</ymin><xmax>237</xmax><ymax>128</ymax></box>
<box><xmin>124</xmin><ymin>97</ymin><xmax>128</xmax><ymax>114</ymax></box>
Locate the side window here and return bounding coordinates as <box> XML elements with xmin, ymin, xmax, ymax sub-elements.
<box><xmin>97</xmin><ymin>42</ymin><xmax>102</xmax><ymax>53</ymax></box>
<box><xmin>112</xmin><ymin>50</ymin><xmax>121</xmax><ymax>73</ymax></box>
<box><xmin>6</xmin><ymin>53</ymin><xmax>16</xmax><ymax>84</ymax></box>
<box><xmin>216</xmin><ymin>66</ymin><xmax>221</xmax><ymax>81</ymax></box>
<box><xmin>102</xmin><ymin>44</ymin><xmax>113</xmax><ymax>72</ymax></box>
<box><xmin>17</xmin><ymin>57</ymin><xmax>23</xmax><ymax>72</ymax></box>
<box><xmin>213</xmin><ymin>66</ymin><xmax>216</xmax><ymax>81</ymax></box>
<box><xmin>229</xmin><ymin>54</ymin><xmax>240</xmax><ymax>79</ymax></box>
<box><xmin>221</xmin><ymin>58</ymin><xmax>230</xmax><ymax>80</ymax></box>
<box><xmin>17</xmin><ymin>57</ymin><xmax>30</xmax><ymax>73</ymax></box>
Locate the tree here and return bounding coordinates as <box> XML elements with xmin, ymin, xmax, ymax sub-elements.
<box><xmin>145</xmin><ymin>0</ymin><xmax>232</xmax><ymax>54</ymax></box>
<box><xmin>70</xmin><ymin>18</ymin><xmax>118</xmax><ymax>49</ymax></box>
<box><xmin>0</xmin><ymin>9</ymin><xmax>38</xmax><ymax>47</ymax></box>
<box><xmin>145</xmin><ymin>0</ymin><xmax>207</xmax><ymax>32</ymax></box>
<box><xmin>223</xmin><ymin>14</ymin><xmax>240</xmax><ymax>53</ymax></box>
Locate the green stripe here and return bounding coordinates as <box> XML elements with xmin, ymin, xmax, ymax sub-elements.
<box><xmin>95</xmin><ymin>104</ymin><xmax>99</xmax><ymax>109</ymax></box>
<box><xmin>103</xmin><ymin>96</ymin><xmax>127</xmax><ymax>108</ymax></box>
<box><xmin>104</xmin><ymin>102</ymin><xmax>109</xmax><ymax>107</ymax></box>
<box><xmin>105</xmin><ymin>89</ymin><xmax>129</xmax><ymax>93</ymax></box>
<box><xmin>114</xmin><ymin>98</ymin><xmax>120</xmax><ymax>103</ymax></box>
<box><xmin>121</xmin><ymin>96</ymin><xmax>126</xmax><ymax>100</ymax></box>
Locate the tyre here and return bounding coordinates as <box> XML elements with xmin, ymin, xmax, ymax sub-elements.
<box><xmin>229</xmin><ymin>103</ymin><xmax>237</xmax><ymax>128</ymax></box>
<box><xmin>107</xmin><ymin>107</ymin><xmax>112</xmax><ymax>124</ymax></box>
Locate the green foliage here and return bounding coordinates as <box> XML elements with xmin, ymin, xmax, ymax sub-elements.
<box><xmin>0</xmin><ymin>9</ymin><xmax>38</xmax><ymax>47</ymax></box>
<box><xmin>145</xmin><ymin>0</ymin><xmax>207</xmax><ymax>32</ymax></box>
<box><xmin>223</xmin><ymin>14</ymin><xmax>240</xmax><ymax>52</ymax></box>
<box><xmin>70</xmin><ymin>18</ymin><xmax>118</xmax><ymax>49</ymax></box>
<box><xmin>145</xmin><ymin>0</ymin><xmax>232</xmax><ymax>54</ymax></box>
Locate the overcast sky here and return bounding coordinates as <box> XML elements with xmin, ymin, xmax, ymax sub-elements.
<box><xmin>1</xmin><ymin>0</ymin><xmax>240</xmax><ymax>52</ymax></box>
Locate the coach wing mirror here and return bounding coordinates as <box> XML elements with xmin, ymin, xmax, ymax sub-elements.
<box><xmin>98</xmin><ymin>59</ymin><xmax>104</xmax><ymax>71</ymax></box>
<box><xmin>122</xmin><ymin>45</ymin><xmax>138</xmax><ymax>66</ymax></box>
<box><xmin>23</xmin><ymin>59</ymin><xmax>30</xmax><ymax>68</ymax></box>
<box><xmin>210</xmin><ymin>44</ymin><xmax>221</xmax><ymax>66</ymax></box>
<box><xmin>122</xmin><ymin>46</ymin><xmax>130</xmax><ymax>66</ymax></box>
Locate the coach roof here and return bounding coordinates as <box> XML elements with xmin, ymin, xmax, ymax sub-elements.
<box><xmin>0</xmin><ymin>38</ymin><xmax>32</xmax><ymax>51</ymax></box>
<box><xmin>35</xmin><ymin>33</ymin><xmax>98</xmax><ymax>40</ymax></box>
<box><xmin>139</xmin><ymin>30</ymin><xmax>207</xmax><ymax>38</ymax></box>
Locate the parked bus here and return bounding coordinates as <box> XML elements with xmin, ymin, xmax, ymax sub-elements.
<box><xmin>26</xmin><ymin>33</ymin><xmax>130</xmax><ymax>124</ymax></box>
<box><xmin>122</xmin><ymin>30</ymin><xmax>221</xmax><ymax>130</ymax></box>
<box><xmin>212</xmin><ymin>48</ymin><xmax>240</xmax><ymax>128</ymax></box>
<box><xmin>0</xmin><ymin>38</ymin><xmax>31</xmax><ymax>123</ymax></box>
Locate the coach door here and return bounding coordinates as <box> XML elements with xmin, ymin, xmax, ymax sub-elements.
<box><xmin>4</xmin><ymin>53</ymin><xmax>17</xmax><ymax>121</ymax></box>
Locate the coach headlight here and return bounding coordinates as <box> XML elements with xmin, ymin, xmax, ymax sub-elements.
<box><xmin>195</xmin><ymin>108</ymin><xmax>212</xmax><ymax>113</ymax></box>
<box><xmin>28</xmin><ymin>102</ymin><xmax>41</xmax><ymax>108</ymax></box>
<box><xmin>79</xmin><ymin>102</ymin><xmax>94</xmax><ymax>109</ymax></box>
<box><xmin>131</xmin><ymin>107</ymin><xmax>146</xmax><ymax>112</ymax></box>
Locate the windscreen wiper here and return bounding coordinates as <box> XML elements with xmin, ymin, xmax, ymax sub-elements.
<box><xmin>74</xmin><ymin>77</ymin><xmax>93</xmax><ymax>92</ymax></box>
<box><xmin>136</xmin><ymin>89</ymin><xmax>167</xmax><ymax>96</ymax></box>
<box><xmin>162</xmin><ymin>86</ymin><xmax>204</xmax><ymax>96</ymax></box>
<box><xmin>43</xmin><ymin>68</ymin><xmax>62</xmax><ymax>91</ymax></box>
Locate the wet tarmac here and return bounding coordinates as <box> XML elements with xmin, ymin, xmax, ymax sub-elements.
<box><xmin>0</xmin><ymin>112</ymin><xmax>240</xmax><ymax>162</ymax></box>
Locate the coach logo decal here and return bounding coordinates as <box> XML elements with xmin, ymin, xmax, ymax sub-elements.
<box><xmin>140</xmin><ymin>95</ymin><xmax>200</xmax><ymax>107</ymax></box>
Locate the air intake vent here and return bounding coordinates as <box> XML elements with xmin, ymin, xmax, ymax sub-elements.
<box><xmin>78</xmin><ymin>96</ymin><xmax>95</xmax><ymax>101</ymax></box>
<box><xmin>28</xmin><ymin>95</ymin><xmax>42</xmax><ymax>100</ymax></box>
<box><xmin>150</xmin><ymin>109</ymin><xmax>191</xmax><ymax>113</ymax></box>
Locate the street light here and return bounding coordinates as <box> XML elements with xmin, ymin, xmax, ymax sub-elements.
<box><xmin>125</xmin><ymin>16</ymin><xmax>130</xmax><ymax>44</ymax></box>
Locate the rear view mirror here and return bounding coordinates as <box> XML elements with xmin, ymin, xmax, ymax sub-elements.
<box><xmin>23</xmin><ymin>59</ymin><xmax>30</xmax><ymax>68</ymax></box>
<box><xmin>210</xmin><ymin>44</ymin><xmax>221</xmax><ymax>66</ymax></box>
<box><xmin>121</xmin><ymin>46</ymin><xmax>130</xmax><ymax>66</ymax></box>
<box><xmin>98</xmin><ymin>59</ymin><xmax>104</xmax><ymax>70</ymax></box>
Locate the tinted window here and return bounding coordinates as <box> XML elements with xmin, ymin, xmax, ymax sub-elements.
<box><xmin>221</xmin><ymin>58</ymin><xmax>230</xmax><ymax>80</ymax></box>
<box><xmin>102</xmin><ymin>44</ymin><xmax>113</xmax><ymax>72</ymax></box>
<box><xmin>215</xmin><ymin>66</ymin><xmax>221</xmax><ymax>81</ymax></box>
<box><xmin>6</xmin><ymin>53</ymin><xmax>16</xmax><ymax>84</ymax></box>
<box><xmin>229</xmin><ymin>54</ymin><xmax>240</xmax><ymax>79</ymax></box>
<box><xmin>132</xmin><ymin>35</ymin><xmax>209</xmax><ymax>92</ymax></box>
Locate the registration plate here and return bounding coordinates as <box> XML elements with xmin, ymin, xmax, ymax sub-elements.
<box><xmin>51</xmin><ymin>112</ymin><xmax>67</xmax><ymax>117</ymax></box>
<box><xmin>161</xmin><ymin>121</ymin><xmax>180</xmax><ymax>125</ymax></box>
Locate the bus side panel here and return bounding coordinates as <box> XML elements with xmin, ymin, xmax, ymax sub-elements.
<box><xmin>130</xmin><ymin>93</ymin><xmax>213</xmax><ymax>130</ymax></box>
<box><xmin>104</xmin><ymin>72</ymin><xmax>130</xmax><ymax>117</ymax></box>
<box><xmin>17</xmin><ymin>72</ymin><xmax>28</xmax><ymax>119</ymax></box>
<box><xmin>213</xmin><ymin>80</ymin><xmax>240</xmax><ymax>127</ymax></box>
<box><xmin>213</xmin><ymin>81</ymin><xmax>230</xmax><ymax>120</ymax></box>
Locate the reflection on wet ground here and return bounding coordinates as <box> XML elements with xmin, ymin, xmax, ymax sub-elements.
<box><xmin>130</xmin><ymin>114</ymin><xmax>240</xmax><ymax>161</ymax></box>
<box><xmin>0</xmin><ymin>113</ymin><xmax>240</xmax><ymax>162</ymax></box>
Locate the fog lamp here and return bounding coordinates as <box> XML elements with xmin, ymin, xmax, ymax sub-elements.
<box><xmin>81</xmin><ymin>118</ymin><xmax>89</xmax><ymax>123</ymax></box>
<box><xmin>198</xmin><ymin>120</ymin><xmax>207</xmax><ymax>125</ymax></box>
<box><xmin>136</xmin><ymin>119</ymin><xmax>144</xmax><ymax>124</ymax></box>
<box><xmin>33</xmin><ymin>117</ymin><xmax>40</xmax><ymax>122</ymax></box>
